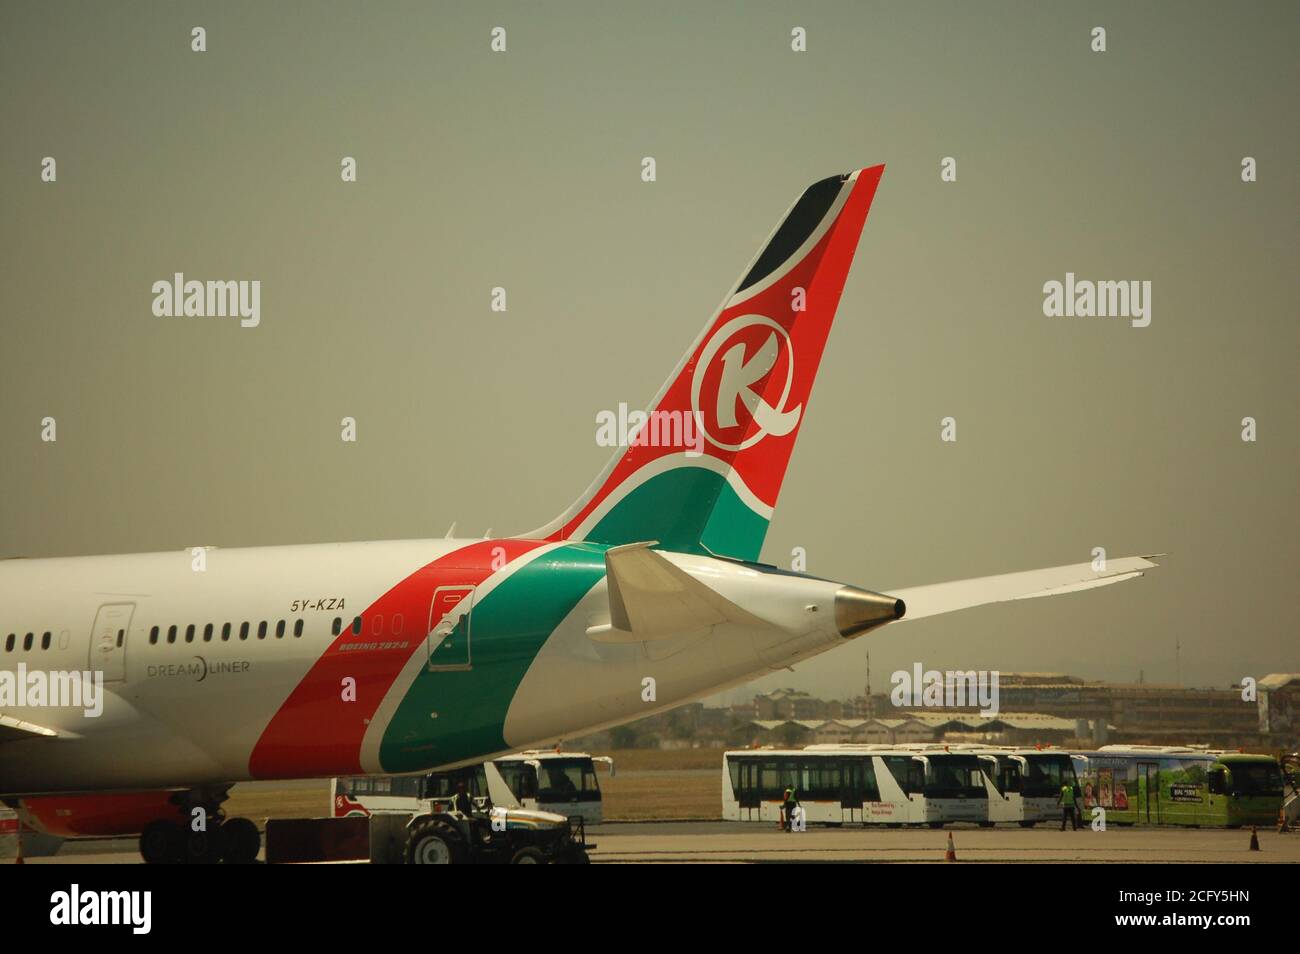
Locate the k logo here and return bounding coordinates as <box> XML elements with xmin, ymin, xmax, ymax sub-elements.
<box><xmin>691</xmin><ymin>315</ymin><xmax>802</xmax><ymax>451</ymax></box>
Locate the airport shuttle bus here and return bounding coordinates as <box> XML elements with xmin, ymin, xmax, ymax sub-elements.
<box><xmin>1073</xmin><ymin>746</ymin><xmax>1283</xmax><ymax>828</ymax></box>
<box><xmin>956</xmin><ymin>746</ymin><xmax>1082</xmax><ymax>826</ymax></box>
<box><xmin>723</xmin><ymin>746</ymin><xmax>988</xmax><ymax>827</ymax></box>
<box><xmin>492</xmin><ymin>751</ymin><xmax>613</xmax><ymax>824</ymax></box>
<box><xmin>333</xmin><ymin>750</ymin><xmax>612</xmax><ymax>824</ymax></box>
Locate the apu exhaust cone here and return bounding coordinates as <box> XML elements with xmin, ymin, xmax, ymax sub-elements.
<box><xmin>834</xmin><ymin>586</ymin><xmax>906</xmax><ymax>638</ymax></box>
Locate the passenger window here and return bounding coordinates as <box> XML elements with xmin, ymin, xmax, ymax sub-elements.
<box><xmin>42</xmin><ymin>632</ymin><xmax>52</xmax><ymax>650</ymax></box>
<box><xmin>185</xmin><ymin>624</ymin><xmax>195</xmax><ymax>643</ymax></box>
<box><xmin>23</xmin><ymin>633</ymin><xmax>34</xmax><ymax>651</ymax></box>
<box><xmin>221</xmin><ymin>622</ymin><xmax>231</xmax><ymax>641</ymax></box>
<box><xmin>4</xmin><ymin>634</ymin><xmax>13</xmax><ymax>652</ymax></box>
<box><xmin>257</xmin><ymin>621</ymin><xmax>267</xmax><ymax>640</ymax></box>
<box><xmin>203</xmin><ymin>623</ymin><xmax>214</xmax><ymax>642</ymax></box>
<box><xmin>239</xmin><ymin>622</ymin><xmax>249</xmax><ymax>641</ymax></box>
<box><xmin>275</xmin><ymin>620</ymin><xmax>285</xmax><ymax>639</ymax></box>
<box><xmin>371</xmin><ymin>615</ymin><xmax>382</xmax><ymax>636</ymax></box>
<box><xmin>167</xmin><ymin>625</ymin><xmax>177</xmax><ymax>644</ymax></box>
<box><xmin>331</xmin><ymin>617</ymin><xmax>342</xmax><ymax>636</ymax></box>
<box><xmin>293</xmin><ymin>619</ymin><xmax>303</xmax><ymax>638</ymax></box>
<box><xmin>393</xmin><ymin>614</ymin><xmax>404</xmax><ymax>635</ymax></box>
<box><xmin>150</xmin><ymin>626</ymin><xmax>159</xmax><ymax>645</ymax></box>
<box><xmin>352</xmin><ymin>617</ymin><xmax>362</xmax><ymax>635</ymax></box>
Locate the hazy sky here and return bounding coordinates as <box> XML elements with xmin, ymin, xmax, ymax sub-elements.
<box><xmin>2</xmin><ymin>2</ymin><xmax>1296</xmax><ymax>699</ymax></box>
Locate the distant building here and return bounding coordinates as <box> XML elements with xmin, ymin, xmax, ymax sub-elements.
<box><xmin>1258</xmin><ymin>674</ymin><xmax>1300</xmax><ymax>744</ymax></box>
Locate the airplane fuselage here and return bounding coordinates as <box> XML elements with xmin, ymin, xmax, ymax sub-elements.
<box><xmin>0</xmin><ymin>538</ymin><xmax>857</xmax><ymax>795</ymax></box>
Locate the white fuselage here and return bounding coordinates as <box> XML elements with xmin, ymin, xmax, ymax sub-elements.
<box><xmin>0</xmin><ymin>540</ymin><xmax>851</xmax><ymax>795</ymax></box>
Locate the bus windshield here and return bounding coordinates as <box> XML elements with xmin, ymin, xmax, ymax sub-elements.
<box><xmin>924</xmin><ymin>756</ymin><xmax>987</xmax><ymax>798</ymax></box>
<box><xmin>516</xmin><ymin>759</ymin><xmax>601</xmax><ymax>803</ymax></box>
<box><xmin>1022</xmin><ymin>755</ymin><xmax>1074</xmax><ymax>797</ymax></box>
<box><xmin>1229</xmin><ymin>762</ymin><xmax>1283</xmax><ymax>797</ymax></box>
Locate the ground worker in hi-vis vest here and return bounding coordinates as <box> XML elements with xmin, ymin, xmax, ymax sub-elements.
<box><xmin>1058</xmin><ymin>781</ymin><xmax>1080</xmax><ymax>831</ymax></box>
<box><xmin>782</xmin><ymin>785</ymin><xmax>799</xmax><ymax>831</ymax></box>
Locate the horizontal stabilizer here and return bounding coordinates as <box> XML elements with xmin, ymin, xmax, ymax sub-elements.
<box><xmin>589</xmin><ymin>542</ymin><xmax>767</xmax><ymax>642</ymax></box>
<box><xmin>887</xmin><ymin>555</ymin><xmax>1161</xmax><ymax>623</ymax></box>
<box><xmin>0</xmin><ymin>714</ymin><xmax>62</xmax><ymax>745</ymax></box>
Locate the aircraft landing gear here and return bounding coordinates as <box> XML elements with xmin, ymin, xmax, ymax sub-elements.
<box><xmin>138</xmin><ymin>816</ymin><xmax>260</xmax><ymax>864</ymax></box>
<box><xmin>138</xmin><ymin>785</ymin><xmax>261</xmax><ymax>863</ymax></box>
<box><xmin>140</xmin><ymin>819</ymin><xmax>184</xmax><ymax>865</ymax></box>
<box><xmin>220</xmin><ymin>816</ymin><xmax>261</xmax><ymax>864</ymax></box>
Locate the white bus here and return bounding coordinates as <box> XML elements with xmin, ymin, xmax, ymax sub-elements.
<box><xmin>723</xmin><ymin>745</ymin><xmax>988</xmax><ymax>827</ymax></box>
<box><xmin>334</xmin><ymin>750</ymin><xmax>614</xmax><ymax>824</ymax></box>
<box><xmin>923</xmin><ymin>744</ymin><xmax>1082</xmax><ymax>826</ymax></box>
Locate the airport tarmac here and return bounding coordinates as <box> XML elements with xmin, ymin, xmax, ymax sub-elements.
<box><xmin>20</xmin><ymin>822</ymin><xmax>1300</xmax><ymax>864</ymax></box>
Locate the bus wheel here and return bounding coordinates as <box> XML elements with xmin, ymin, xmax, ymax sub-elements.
<box><xmin>140</xmin><ymin>820</ymin><xmax>184</xmax><ymax>865</ymax></box>
<box><xmin>510</xmin><ymin>846</ymin><xmax>547</xmax><ymax>864</ymax></box>
<box><xmin>405</xmin><ymin>819</ymin><xmax>465</xmax><ymax>864</ymax></box>
<box><xmin>221</xmin><ymin>817</ymin><xmax>261</xmax><ymax>864</ymax></box>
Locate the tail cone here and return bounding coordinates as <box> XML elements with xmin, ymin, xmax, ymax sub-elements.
<box><xmin>835</xmin><ymin>586</ymin><xmax>906</xmax><ymax>638</ymax></box>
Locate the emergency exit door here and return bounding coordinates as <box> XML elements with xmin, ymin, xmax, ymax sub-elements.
<box><xmin>89</xmin><ymin>603</ymin><xmax>134</xmax><ymax>682</ymax></box>
<box><xmin>427</xmin><ymin>586</ymin><xmax>474</xmax><ymax>671</ymax></box>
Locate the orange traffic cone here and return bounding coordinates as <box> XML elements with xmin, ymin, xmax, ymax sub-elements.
<box><xmin>944</xmin><ymin>831</ymin><xmax>956</xmax><ymax>862</ymax></box>
<box><xmin>1278</xmin><ymin>808</ymin><xmax>1289</xmax><ymax>834</ymax></box>
<box><xmin>1249</xmin><ymin>826</ymin><xmax>1259</xmax><ymax>851</ymax></box>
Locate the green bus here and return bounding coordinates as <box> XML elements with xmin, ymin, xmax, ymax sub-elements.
<box><xmin>1075</xmin><ymin>746</ymin><xmax>1283</xmax><ymax>828</ymax></box>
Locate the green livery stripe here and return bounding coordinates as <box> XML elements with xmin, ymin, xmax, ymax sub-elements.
<box><xmin>378</xmin><ymin>544</ymin><xmax>607</xmax><ymax>773</ymax></box>
<box><xmin>584</xmin><ymin>467</ymin><xmax>770</xmax><ymax>561</ymax></box>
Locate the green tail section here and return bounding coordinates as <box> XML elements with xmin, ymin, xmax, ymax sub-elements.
<box><xmin>379</xmin><ymin>544</ymin><xmax>607</xmax><ymax>773</ymax></box>
<box><xmin>583</xmin><ymin>467</ymin><xmax>769</xmax><ymax>560</ymax></box>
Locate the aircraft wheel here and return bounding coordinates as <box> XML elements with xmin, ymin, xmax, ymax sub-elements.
<box><xmin>140</xmin><ymin>820</ymin><xmax>184</xmax><ymax>865</ymax></box>
<box><xmin>510</xmin><ymin>846</ymin><xmax>547</xmax><ymax>864</ymax></box>
<box><xmin>183</xmin><ymin>824</ymin><xmax>225</xmax><ymax>865</ymax></box>
<box><xmin>405</xmin><ymin>819</ymin><xmax>465</xmax><ymax>864</ymax></box>
<box><xmin>221</xmin><ymin>817</ymin><xmax>261</xmax><ymax>864</ymax></box>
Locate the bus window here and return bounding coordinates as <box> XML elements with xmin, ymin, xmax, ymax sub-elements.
<box><xmin>860</xmin><ymin>758</ymin><xmax>880</xmax><ymax>802</ymax></box>
<box><xmin>1208</xmin><ymin>769</ymin><xmax>1226</xmax><ymax>795</ymax></box>
<box><xmin>1227</xmin><ymin>762</ymin><xmax>1283</xmax><ymax>797</ymax></box>
<box><xmin>1000</xmin><ymin>762</ymin><xmax>1022</xmax><ymax>793</ymax></box>
<box><xmin>536</xmin><ymin>760</ymin><xmax>598</xmax><ymax>801</ymax></box>
<box><xmin>728</xmin><ymin>757</ymin><xmax>743</xmax><ymax>796</ymax></box>
<box><xmin>805</xmin><ymin>760</ymin><xmax>842</xmax><ymax>800</ymax></box>
<box><xmin>497</xmin><ymin>762</ymin><xmax>536</xmax><ymax>801</ymax></box>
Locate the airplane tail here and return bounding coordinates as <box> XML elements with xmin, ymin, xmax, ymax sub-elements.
<box><xmin>527</xmin><ymin>166</ymin><xmax>885</xmax><ymax>561</ymax></box>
